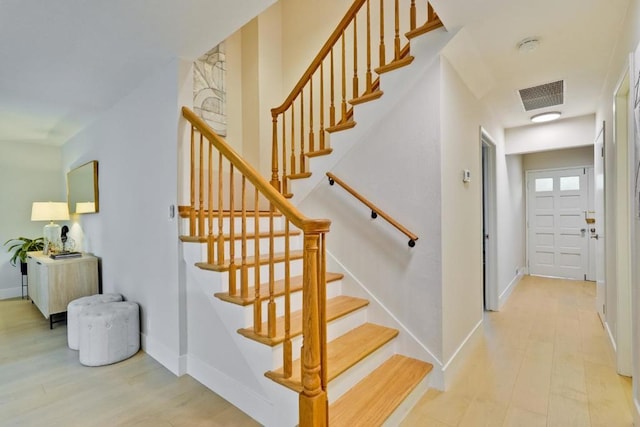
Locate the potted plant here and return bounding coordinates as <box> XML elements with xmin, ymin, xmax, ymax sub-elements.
<box><xmin>4</xmin><ymin>237</ymin><xmax>44</xmax><ymax>275</ymax></box>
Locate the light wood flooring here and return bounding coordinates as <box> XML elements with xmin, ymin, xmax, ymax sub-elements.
<box><xmin>402</xmin><ymin>275</ymin><xmax>634</xmax><ymax>427</ymax></box>
<box><xmin>0</xmin><ymin>298</ymin><xmax>259</xmax><ymax>427</ymax></box>
<box><xmin>1</xmin><ymin>275</ymin><xmax>634</xmax><ymax>426</ymax></box>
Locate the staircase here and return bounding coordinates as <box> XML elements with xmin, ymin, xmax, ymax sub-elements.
<box><xmin>179</xmin><ymin>193</ymin><xmax>433</xmax><ymax>426</ymax></box>
<box><xmin>178</xmin><ymin>1</ymin><xmax>445</xmax><ymax>425</ymax></box>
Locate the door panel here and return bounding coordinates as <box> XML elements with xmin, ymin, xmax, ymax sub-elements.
<box><xmin>528</xmin><ymin>168</ymin><xmax>589</xmax><ymax>280</ymax></box>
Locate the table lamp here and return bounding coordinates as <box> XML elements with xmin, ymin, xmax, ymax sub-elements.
<box><xmin>31</xmin><ymin>202</ymin><xmax>70</xmax><ymax>255</ymax></box>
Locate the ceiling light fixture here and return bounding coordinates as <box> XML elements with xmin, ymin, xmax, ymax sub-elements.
<box><xmin>531</xmin><ymin>111</ymin><xmax>561</xmax><ymax>123</ymax></box>
<box><xmin>517</xmin><ymin>37</ymin><xmax>540</xmax><ymax>53</ymax></box>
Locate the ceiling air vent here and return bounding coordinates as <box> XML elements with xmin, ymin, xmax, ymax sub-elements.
<box><xmin>518</xmin><ymin>80</ymin><xmax>564</xmax><ymax>111</ymax></box>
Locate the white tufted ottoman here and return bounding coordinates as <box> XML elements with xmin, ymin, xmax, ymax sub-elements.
<box><xmin>78</xmin><ymin>301</ymin><xmax>140</xmax><ymax>366</ymax></box>
<box><xmin>67</xmin><ymin>293</ymin><xmax>123</xmax><ymax>350</ymax></box>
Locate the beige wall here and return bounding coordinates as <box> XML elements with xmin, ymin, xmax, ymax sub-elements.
<box><xmin>523</xmin><ymin>146</ymin><xmax>594</xmax><ymax>171</ymax></box>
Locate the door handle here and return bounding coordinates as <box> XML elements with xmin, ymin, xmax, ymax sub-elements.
<box><xmin>590</xmin><ymin>234</ymin><xmax>599</xmax><ymax>240</ymax></box>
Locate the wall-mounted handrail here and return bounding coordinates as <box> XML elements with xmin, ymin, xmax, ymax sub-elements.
<box><xmin>327</xmin><ymin>172</ymin><xmax>418</xmax><ymax>247</ymax></box>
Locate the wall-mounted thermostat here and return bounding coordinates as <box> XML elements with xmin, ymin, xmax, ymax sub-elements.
<box><xmin>463</xmin><ymin>169</ymin><xmax>471</xmax><ymax>183</ymax></box>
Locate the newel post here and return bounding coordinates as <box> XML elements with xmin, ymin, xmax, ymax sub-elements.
<box><xmin>299</xmin><ymin>231</ymin><xmax>327</xmax><ymax>427</ymax></box>
<box><xmin>270</xmin><ymin>113</ymin><xmax>281</xmax><ymax>192</ymax></box>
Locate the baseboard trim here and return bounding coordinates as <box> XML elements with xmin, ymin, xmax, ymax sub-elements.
<box><xmin>499</xmin><ymin>270</ymin><xmax>524</xmax><ymax>309</ymax></box>
<box><xmin>187</xmin><ymin>354</ymin><xmax>273</xmax><ymax>426</ymax></box>
<box><xmin>634</xmin><ymin>396</ymin><xmax>640</xmax><ymax>426</ymax></box>
<box><xmin>604</xmin><ymin>320</ymin><xmax>617</xmax><ymax>353</ymax></box>
<box><xmin>441</xmin><ymin>319</ymin><xmax>483</xmax><ymax>389</ymax></box>
<box><xmin>0</xmin><ymin>287</ymin><xmax>22</xmax><ymax>300</ymax></box>
<box><xmin>141</xmin><ymin>332</ymin><xmax>183</xmax><ymax>376</ymax></box>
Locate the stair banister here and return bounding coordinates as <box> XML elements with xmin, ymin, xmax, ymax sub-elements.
<box><xmin>182</xmin><ymin>107</ymin><xmax>330</xmax><ymax>426</ymax></box>
<box><xmin>270</xmin><ymin>0</ymin><xmax>442</xmax><ymax>198</ymax></box>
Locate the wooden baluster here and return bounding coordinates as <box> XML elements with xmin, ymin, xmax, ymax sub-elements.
<box><xmin>299</xmin><ymin>231</ymin><xmax>327</xmax><ymax>427</ymax></box>
<box><xmin>393</xmin><ymin>0</ymin><xmax>401</xmax><ymax>61</ymax></box>
<box><xmin>290</xmin><ymin>107</ymin><xmax>296</xmax><ymax>176</ymax></box>
<box><xmin>365</xmin><ymin>0</ymin><xmax>373</xmax><ymax>93</ymax></box>
<box><xmin>283</xmin><ymin>219</ymin><xmax>292</xmax><ymax>377</ymax></box>
<box><xmin>198</xmin><ymin>133</ymin><xmax>205</xmax><ymax>238</ymax></box>
<box><xmin>228</xmin><ymin>165</ymin><xmax>236</xmax><ymax>295</ymax></box>
<box><xmin>410</xmin><ymin>0</ymin><xmax>416</xmax><ymax>30</ymax></box>
<box><xmin>309</xmin><ymin>77</ymin><xmax>315</xmax><ymax>153</ymax></box>
<box><xmin>300</xmin><ymin>90</ymin><xmax>305</xmax><ymax>173</ymax></box>
<box><xmin>268</xmin><ymin>205</ymin><xmax>276</xmax><ymax>338</ymax></box>
<box><xmin>352</xmin><ymin>16</ymin><xmax>359</xmax><ymax>100</ymax></box>
<box><xmin>330</xmin><ymin>48</ymin><xmax>336</xmax><ymax>127</ymax></box>
<box><xmin>341</xmin><ymin>31</ymin><xmax>348</xmax><ymax>122</ymax></box>
<box><xmin>253</xmin><ymin>188</ymin><xmax>262</xmax><ymax>333</ymax></box>
<box><xmin>379</xmin><ymin>0</ymin><xmax>386</xmax><ymax>68</ymax></box>
<box><xmin>282</xmin><ymin>114</ymin><xmax>289</xmax><ymax>195</ymax></box>
<box><xmin>207</xmin><ymin>139</ymin><xmax>214</xmax><ymax>264</ymax></box>
<box><xmin>319</xmin><ymin>62</ymin><xmax>326</xmax><ymax>151</ymax></box>
<box><xmin>217</xmin><ymin>154</ymin><xmax>224</xmax><ymax>266</ymax></box>
<box><xmin>271</xmin><ymin>115</ymin><xmax>280</xmax><ymax>192</ymax></box>
<box><xmin>241</xmin><ymin>176</ymin><xmax>248</xmax><ymax>299</ymax></box>
<box><xmin>189</xmin><ymin>126</ymin><xmax>196</xmax><ymax>236</ymax></box>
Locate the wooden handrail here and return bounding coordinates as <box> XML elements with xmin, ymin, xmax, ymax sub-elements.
<box><xmin>271</xmin><ymin>0</ymin><xmax>368</xmax><ymax>116</ymax></box>
<box><xmin>326</xmin><ymin>172</ymin><xmax>418</xmax><ymax>247</ymax></box>
<box><xmin>183</xmin><ymin>107</ymin><xmax>329</xmax><ymax>234</ymax></box>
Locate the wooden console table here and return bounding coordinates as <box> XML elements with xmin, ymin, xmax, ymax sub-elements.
<box><xmin>27</xmin><ymin>251</ymin><xmax>99</xmax><ymax>329</ymax></box>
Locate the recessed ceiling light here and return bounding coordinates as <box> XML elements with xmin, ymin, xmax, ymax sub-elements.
<box><xmin>517</xmin><ymin>37</ymin><xmax>540</xmax><ymax>53</ymax></box>
<box><xmin>531</xmin><ymin>111</ymin><xmax>561</xmax><ymax>123</ymax></box>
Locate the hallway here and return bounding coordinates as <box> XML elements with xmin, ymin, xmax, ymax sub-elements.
<box><xmin>403</xmin><ymin>275</ymin><xmax>634</xmax><ymax>426</ymax></box>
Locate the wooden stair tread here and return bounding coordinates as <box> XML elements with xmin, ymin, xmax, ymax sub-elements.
<box><xmin>288</xmin><ymin>172</ymin><xmax>312</xmax><ymax>180</ymax></box>
<box><xmin>265</xmin><ymin>323</ymin><xmax>399</xmax><ymax>392</ymax></box>
<box><xmin>329</xmin><ymin>355</ymin><xmax>433</xmax><ymax>427</ymax></box>
<box><xmin>349</xmin><ymin>89</ymin><xmax>384</xmax><ymax>106</ymax></box>
<box><xmin>215</xmin><ymin>272</ymin><xmax>344</xmax><ymax>306</ymax></box>
<box><xmin>326</xmin><ymin>120</ymin><xmax>356</xmax><ymax>133</ymax></box>
<box><xmin>238</xmin><ymin>295</ymin><xmax>368</xmax><ymax>346</ymax></box>
<box><xmin>374</xmin><ymin>55</ymin><xmax>415</xmax><ymax>75</ymax></box>
<box><xmin>405</xmin><ymin>18</ymin><xmax>444</xmax><ymax>39</ymax></box>
<box><xmin>180</xmin><ymin>229</ymin><xmax>300</xmax><ymax>244</ymax></box>
<box><xmin>195</xmin><ymin>250</ymin><xmax>303</xmax><ymax>272</ymax></box>
<box><xmin>306</xmin><ymin>148</ymin><xmax>333</xmax><ymax>158</ymax></box>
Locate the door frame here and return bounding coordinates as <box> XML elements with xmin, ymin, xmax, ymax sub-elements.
<box><xmin>612</xmin><ymin>61</ymin><xmax>632</xmax><ymax>376</ymax></box>
<box><xmin>481</xmin><ymin>128</ymin><xmax>498</xmax><ymax>311</ymax></box>
<box><xmin>525</xmin><ymin>166</ymin><xmax>594</xmax><ymax>280</ymax></box>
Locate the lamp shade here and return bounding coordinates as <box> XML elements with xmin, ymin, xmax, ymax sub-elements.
<box><xmin>31</xmin><ymin>202</ymin><xmax>70</xmax><ymax>221</ymax></box>
<box><xmin>75</xmin><ymin>202</ymin><xmax>96</xmax><ymax>214</ymax></box>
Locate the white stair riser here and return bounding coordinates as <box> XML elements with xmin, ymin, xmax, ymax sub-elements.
<box><xmin>226</xmin><ymin>259</ymin><xmax>304</xmax><ymax>286</ymax></box>
<box><xmin>269</xmin><ymin>305</ymin><xmax>369</xmax><ymax>368</ymax></box>
<box><xmin>209</xmin><ymin>234</ymin><xmax>303</xmax><ymax>262</ymax></box>
<box><xmin>181</xmin><ymin>216</ymin><xmax>294</xmax><ymax>236</ymax></box>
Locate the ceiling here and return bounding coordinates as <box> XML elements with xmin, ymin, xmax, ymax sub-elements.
<box><xmin>0</xmin><ymin>0</ymin><xmax>631</xmax><ymax>145</ymax></box>
<box><xmin>433</xmin><ymin>0</ymin><xmax>631</xmax><ymax>129</ymax></box>
<box><xmin>0</xmin><ymin>0</ymin><xmax>273</xmax><ymax>145</ymax></box>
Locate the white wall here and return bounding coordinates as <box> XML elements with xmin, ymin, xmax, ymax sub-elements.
<box><xmin>594</xmin><ymin>0</ymin><xmax>640</xmax><ymax>420</ymax></box>
<box><xmin>505</xmin><ymin>114</ymin><xmax>596</xmax><ymax>155</ymax></box>
<box><xmin>61</xmin><ymin>59</ymin><xmax>183</xmax><ymax>373</ymax></box>
<box><xmin>299</xmin><ymin>55</ymin><xmax>445</xmax><ymax>363</ymax></box>
<box><xmin>439</xmin><ymin>57</ymin><xmax>483</xmax><ymax>368</ymax></box>
<box><xmin>0</xmin><ymin>142</ymin><xmax>65</xmax><ymax>299</ymax></box>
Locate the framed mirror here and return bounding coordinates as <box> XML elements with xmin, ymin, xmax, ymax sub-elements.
<box><xmin>67</xmin><ymin>161</ymin><xmax>99</xmax><ymax>214</ymax></box>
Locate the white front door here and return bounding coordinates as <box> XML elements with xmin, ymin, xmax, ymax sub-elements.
<box><xmin>527</xmin><ymin>168</ymin><xmax>590</xmax><ymax>280</ymax></box>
